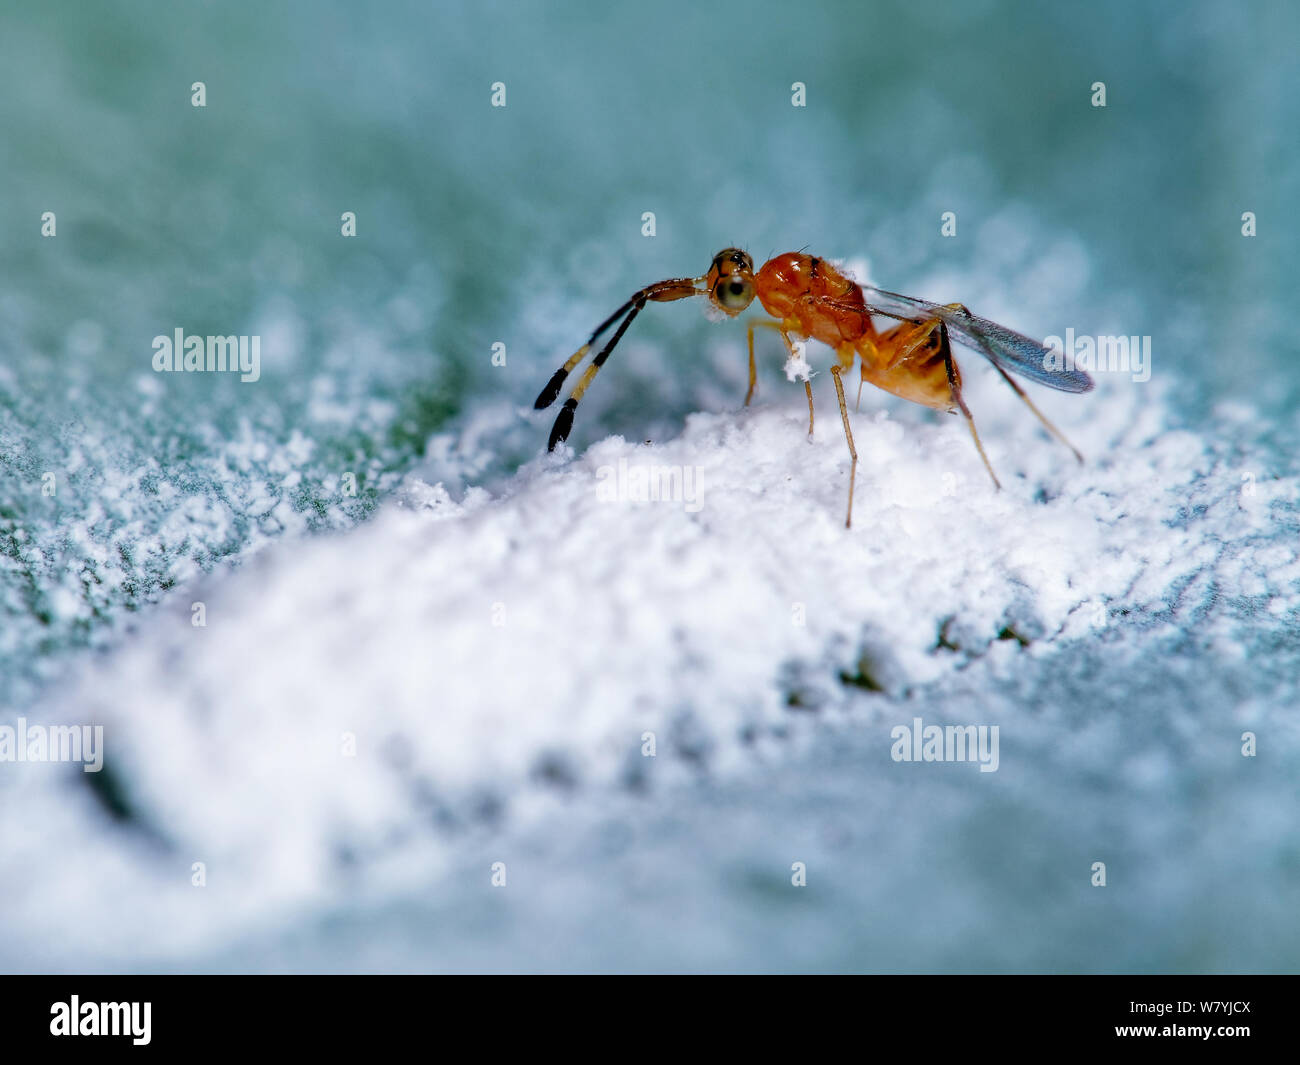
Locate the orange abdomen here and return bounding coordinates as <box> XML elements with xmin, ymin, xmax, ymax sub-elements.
<box><xmin>860</xmin><ymin>320</ymin><xmax>958</xmax><ymax>412</ymax></box>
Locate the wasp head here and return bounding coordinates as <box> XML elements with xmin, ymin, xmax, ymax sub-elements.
<box><xmin>705</xmin><ymin>248</ymin><xmax>756</xmax><ymax>316</ymax></box>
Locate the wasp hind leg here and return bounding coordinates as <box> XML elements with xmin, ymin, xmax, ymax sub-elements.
<box><xmin>937</xmin><ymin>304</ymin><xmax>1085</xmax><ymax>464</ymax></box>
<box><xmin>830</xmin><ymin>365</ymin><xmax>859</xmax><ymax>528</ymax></box>
<box><xmin>991</xmin><ymin>362</ymin><xmax>1085</xmax><ymax>464</ymax></box>
<box><xmin>938</xmin><ymin>322</ymin><xmax>1001</xmax><ymax>491</ymax></box>
<box><xmin>854</xmin><ymin>336</ymin><xmax>883</xmax><ymax>412</ymax></box>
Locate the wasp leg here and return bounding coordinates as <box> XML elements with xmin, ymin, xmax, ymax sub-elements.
<box><xmin>854</xmin><ymin>337</ymin><xmax>881</xmax><ymax>411</ymax></box>
<box><xmin>747</xmin><ymin>338</ymin><xmax>756</xmax><ymax>406</ymax></box>
<box><xmin>939</xmin><ymin>322</ymin><xmax>1001</xmax><ymax>490</ymax></box>
<box><xmin>746</xmin><ymin>320</ymin><xmax>818</xmax><ymax>434</ymax></box>
<box><xmin>938</xmin><ymin>303</ymin><xmax>1085</xmax><ymax>465</ymax></box>
<box><xmin>989</xmin><ymin>361</ymin><xmax>1085</xmax><ymax>464</ymax></box>
<box><xmin>830</xmin><ymin>365</ymin><xmax>859</xmax><ymax>528</ymax></box>
<box><xmin>779</xmin><ymin>332</ymin><xmax>815</xmax><ymax>436</ymax></box>
<box><xmin>745</xmin><ymin>319</ymin><xmax>786</xmax><ymax>407</ymax></box>
<box><xmin>876</xmin><ymin>318</ymin><xmax>942</xmax><ymax>372</ymax></box>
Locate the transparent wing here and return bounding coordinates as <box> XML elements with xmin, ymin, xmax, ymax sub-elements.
<box><xmin>861</xmin><ymin>285</ymin><xmax>1094</xmax><ymax>394</ymax></box>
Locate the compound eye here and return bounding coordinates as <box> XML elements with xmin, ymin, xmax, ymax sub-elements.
<box><xmin>717</xmin><ymin>277</ymin><xmax>754</xmax><ymax>312</ymax></box>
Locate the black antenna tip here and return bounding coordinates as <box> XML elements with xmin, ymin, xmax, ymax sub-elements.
<box><xmin>535</xmin><ymin>369</ymin><xmax>569</xmax><ymax>410</ymax></box>
<box><xmin>547</xmin><ymin>399</ymin><xmax>577</xmax><ymax>451</ymax></box>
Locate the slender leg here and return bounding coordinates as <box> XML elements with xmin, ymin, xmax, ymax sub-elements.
<box><xmin>753</xmin><ymin>321</ymin><xmax>822</xmax><ymax>441</ymax></box>
<box><xmin>989</xmin><ymin>361</ymin><xmax>1084</xmax><ymax>463</ymax></box>
<box><xmin>830</xmin><ymin>366</ymin><xmax>858</xmax><ymax>528</ymax></box>
<box><xmin>854</xmin><ymin>337</ymin><xmax>879</xmax><ymax>412</ymax></box>
<box><xmin>745</xmin><ymin>322</ymin><xmax>758</xmax><ymax>406</ymax></box>
<box><xmin>939</xmin><ymin>323</ymin><xmax>1001</xmax><ymax>490</ymax></box>
<box><xmin>877</xmin><ymin>318</ymin><xmax>941</xmax><ymax>372</ymax></box>
<box><xmin>937</xmin><ymin>302</ymin><xmax>1086</xmax><ymax>465</ymax></box>
<box><xmin>745</xmin><ymin>319</ymin><xmax>788</xmax><ymax>406</ymax></box>
<box><xmin>780</xmin><ymin>331</ymin><xmax>814</xmax><ymax>434</ymax></box>
<box><xmin>756</xmin><ymin>322</ymin><xmax>814</xmax><ymax>433</ymax></box>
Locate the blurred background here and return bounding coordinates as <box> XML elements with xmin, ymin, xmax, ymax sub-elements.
<box><xmin>1</xmin><ymin>0</ymin><xmax>1297</xmax><ymax>972</ymax></box>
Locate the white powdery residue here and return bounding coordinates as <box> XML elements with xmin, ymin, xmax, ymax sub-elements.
<box><xmin>269</xmin><ymin>430</ymin><xmax>316</xmax><ymax>475</ymax></box>
<box><xmin>782</xmin><ymin>340</ymin><xmax>814</xmax><ymax>384</ymax></box>
<box><xmin>5</xmin><ymin>372</ymin><xmax>1298</xmax><ymax>958</ymax></box>
<box><xmin>423</xmin><ymin>401</ymin><xmax>530</xmax><ymax>494</ymax></box>
<box><xmin>306</xmin><ymin>375</ymin><xmax>355</xmax><ymax>426</ymax></box>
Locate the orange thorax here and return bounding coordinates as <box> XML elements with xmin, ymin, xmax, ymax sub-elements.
<box><xmin>755</xmin><ymin>252</ymin><xmax>876</xmax><ymax>348</ymax></box>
